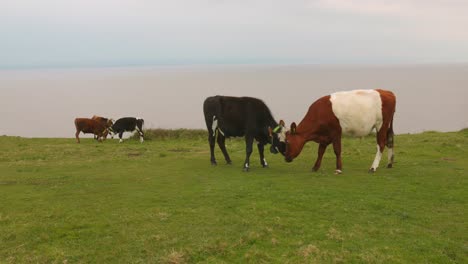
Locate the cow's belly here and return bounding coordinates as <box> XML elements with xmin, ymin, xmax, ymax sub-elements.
<box><xmin>330</xmin><ymin>90</ymin><xmax>383</xmax><ymax>137</ymax></box>
<box><xmin>339</xmin><ymin>116</ymin><xmax>382</xmax><ymax>137</ymax></box>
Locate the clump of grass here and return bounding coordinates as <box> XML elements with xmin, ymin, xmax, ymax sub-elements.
<box><xmin>161</xmin><ymin>249</ymin><xmax>186</xmax><ymax>264</ymax></box>
<box><xmin>131</xmin><ymin>129</ymin><xmax>207</xmax><ymax>141</ymax></box>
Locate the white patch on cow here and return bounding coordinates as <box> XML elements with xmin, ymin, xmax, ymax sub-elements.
<box><xmin>212</xmin><ymin>116</ymin><xmax>225</xmax><ymax>136</ymax></box>
<box><xmin>140</xmin><ymin>136</ymin><xmax>144</xmax><ymax>143</ymax></box>
<box><xmin>244</xmin><ymin>163</ymin><xmax>249</xmax><ymax>168</ymax></box>
<box><xmin>277</xmin><ymin>126</ymin><xmax>287</xmax><ymax>142</ymax></box>
<box><xmin>330</xmin><ymin>89</ymin><xmax>383</xmax><ymax>137</ymax></box>
<box><xmin>371</xmin><ymin>145</ymin><xmax>382</xmax><ymax>171</ymax></box>
<box><xmin>263</xmin><ymin>159</ymin><xmax>268</xmax><ymax>166</ymax></box>
<box><xmin>119</xmin><ymin>138</ymin><xmax>123</xmax><ymax>143</ymax></box>
<box><xmin>335</xmin><ymin>169</ymin><xmax>342</xmax><ymax>174</ymax></box>
<box><xmin>212</xmin><ymin>116</ymin><xmax>218</xmax><ymax>136</ymax></box>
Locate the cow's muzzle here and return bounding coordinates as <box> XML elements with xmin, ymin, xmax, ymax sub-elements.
<box><xmin>270</xmin><ymin>145</ymin><xmax>278</xmax><ymax>154</ymax></box>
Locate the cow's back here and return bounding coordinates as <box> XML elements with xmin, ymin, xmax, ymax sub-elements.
<box><xmin>204</xmin><ymin>96</ymin><xmax>275</xmax><ymax>138</ymax></box>
<box><xmin>112</xmin><ymin>117</ymin><xmax>137</xmax><ymax>131</ymax></box>
<box><xmin>330</xmin><ymin>89</ymin><xmax>383</xmax><ymax>137</ymax></box>
<box><xmin>75</xmin><ymin>118</ymin><xmax>103</xmax><ymax>133</ymax></box>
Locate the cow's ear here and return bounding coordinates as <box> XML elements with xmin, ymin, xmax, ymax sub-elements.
<box><xmin>291</xmin><ymin>122</ymin><xmax>297</xmax><ymax>135</ymax></box>
<box><xmin>279</xmin><ymin>120</ymin><xmax>285</xmax><ymax>127</ymax></box>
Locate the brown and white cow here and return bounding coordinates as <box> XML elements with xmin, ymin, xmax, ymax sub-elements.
<box><xmin>74</xmin><ymin>118</ymin><xmax>109</xmax><ymax>143</ymax></box>
<box><xmin>91</xmin><ymin>115</ymin><xmax>114</xmax><ymax>140</ymax></box>
<box><xmin>283</xmin><ymin>89</ymin><xmax>396</xmax><ymax>174</ymax></box>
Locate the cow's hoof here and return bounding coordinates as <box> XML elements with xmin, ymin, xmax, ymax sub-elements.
<box><xmin>334</xmin><ymin>169</ymin><xmax>342</xmax><ymax>174</ymax></box>
<box><xmin>211</xmin><ymin>161</ymin><xmax>217</xmax><ymax>166</ymax></box>
<box><xmin>312</xmin><ymin>167</ymin><xmax>319</xmax><ymax>172</ymax></box>
<box><xmin>387</xmin><ymin>164</ymin><xmax>393</xmax><ymax>169</ymax></box>
<box><xmin>262</xmin><ymin>164</ymin><xmax>269</xmax><ymax>168</ymax></box>
<box><xmin>226</xmin><ymin>161</ymin><xmax>232</xmax><ymax>165</ymax></box>
<box><xmin>368</xmin><ymin>168</ymin><xmax>376</xmax><ymax>173</ymax></box>
<box><xmin>243</xmin><ymin>167</ymin><xmax>250</xmax><ymax>172</ymax></box>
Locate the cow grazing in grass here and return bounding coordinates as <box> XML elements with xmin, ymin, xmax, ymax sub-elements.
<box><xmin>284</xmin><ymin>89</ymin><xmax>396</xmax><ymax>174</ymax></box>
<box><xmin>91</xmin><ymin>115</ymin><xmax>114</xmax><ymax>140</ymax></box>
<box><xmin>109</xmin><ymin>117</ymin><xmax>145</xmax><ymax>143</ymax></box>
<box><xmin>203</xmin><ymin>95</ymin><xmax>287</xmax><ymax>171</ymax></box>
<box><xmin>74</xmin><ymin>118</ymin><xmax>108</xmax><ymax>143</ymax></box>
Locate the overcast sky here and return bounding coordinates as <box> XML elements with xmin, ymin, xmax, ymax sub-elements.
<box><xmin>1</xmin><ymin>0</ymin><xmax>468</xmax><ymax>69</ymax></box>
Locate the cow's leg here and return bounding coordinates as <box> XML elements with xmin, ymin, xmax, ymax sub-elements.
<box><xmin>217</xmin><ymin>134</ymin><xmax>232</xmax><ymax>164</ymax></box>
<box><xmin>332</xmin><ymin>138</ymin><xmax>342</xmax><ymax>174</ymax></box>
<box><xmin>243</xmin><ymin>136</ymin><xmax>254</xmax><ymax>172</ymax></box>
<box><xmin>118</xmin><ymin>131</ymin><xmax>124</xmax><ymax>143</ymax></box>
<box><xmin>257</xmin><ymin>143</ymin><xmax>268</xmax><ymax>168</ymax></box>
<box><xmin>136</xmin><ymin>124</ymin><xmax>144</xmax><ymax>143</ymax></box>
<box><xmin>75</xmin><ymin>130</ymin><xmax>81</xmax><ymax>144</ymax></box>
<box><xmin>369</xmin><ymin>129</ymin><xmax>387</xmax><ymax>173</ymax></box>
<box><xmin>208</xmin><ymin>132</ymin><xmax>217</xmax><ymax>165</ymax></box>
<box><xmin>312</xmin><ymin>143</ymin><xmax>328</xmax><ymax>172</ymax></box>
<box><xmin>386</xmin><ymin>124</ymin><xmax>395</xmax><ymax>168</ymax></box>
<box><xmin>97</xmin><ymin>133</ymin><xmax>103</xmax><ymax>143</ymax></box>
<box><xmin>102</xmin><ymin>130</ymin><xmax>108</xmax><ymax>141</ymax></box>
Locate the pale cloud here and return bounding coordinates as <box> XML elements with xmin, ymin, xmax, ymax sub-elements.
<box><xmin>309</xmin><ymin>0</ymin><xmax>468</xmax><ymax>42</ymax></box>
<box><xmin>0</xmin><ymin>1</ymin><xmax>467</xmax><ymax>68</ymax></box>
<box><xmin>312</xmin><ymin>0</ymin><xmax>468</xmax><ymax>18</ymax></box>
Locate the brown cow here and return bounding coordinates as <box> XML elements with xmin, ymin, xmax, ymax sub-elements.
<box><xmin>91</xmin><ymin>115</ymin><xmax>114</xmax><ymax>140</ymax></box>
<box><xmin>283</xmin><ymin>89</ymin><xmax>396</xmax><ymax>174</ymax></box>
<box><xmin>74</xmin><ymin>118</ymin><xmax>108</xmax><ymax>143</ymax></box>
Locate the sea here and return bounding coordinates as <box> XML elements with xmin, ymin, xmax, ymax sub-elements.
<box><xmin>1</xmin><ymin>64</ymin><xmax>467</xmax><ymax>138</ymax></box>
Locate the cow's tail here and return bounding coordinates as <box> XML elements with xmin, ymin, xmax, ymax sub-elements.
<box><xmin>386</xmin><ymin>113</ymin><xmax>394</xmax><ymax>148</ymax></box>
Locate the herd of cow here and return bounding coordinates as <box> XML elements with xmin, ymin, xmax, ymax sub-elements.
<box><xmin>74</xmin><ymin>116</ymin><xmax>144</xmax><ymax>144</ymax></box>
<box><xmin>74</xmin><ymin>89</ymin><xmax>396</xmax><ymax>174</ymax></box>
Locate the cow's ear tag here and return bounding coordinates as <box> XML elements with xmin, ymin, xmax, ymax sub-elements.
<box><xmin>291</xmin><ymin>122</ymin><xmax>297</xmax><ymax>135</ymax></box>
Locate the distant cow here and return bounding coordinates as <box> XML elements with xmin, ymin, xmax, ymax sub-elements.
<box><xmin>284</xmin><ymin>89</ymin><xmax>396</xmax><ymax>174</ymax></box>
<box><xmin>74</xmin><ymin>118</ymin><xmax>108</xmax><ymax>143</ymax></box>
<box><xmin>203</xmin><ymin>96</ymin><xmax>286</xmax><ymax>171</ymax></box>
<box><xmin>109</xmin><ymin>117</ymin><xmax>145</xmax><ymax>143</ymax></box>
<box><xmin>91</xmin><ymin>115</ymin><xmax>114</xmax><ymax>140</ymax></box>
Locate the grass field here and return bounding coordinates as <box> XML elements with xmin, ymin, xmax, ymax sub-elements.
<box><xmin>0</xmin><ymin>130</ymin><xmax>467</xmax><ymax>263</ymax></box>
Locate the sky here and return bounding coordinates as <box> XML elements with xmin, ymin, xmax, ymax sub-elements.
<box><xmin>1</xmin><ymin>0</ymin><xmax>468</xmax><ymax>69</ymax></box>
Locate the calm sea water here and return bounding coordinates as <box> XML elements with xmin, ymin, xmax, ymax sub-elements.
<box><xmin>1</xmin><ymin>64</ymin><xmax>467</xmax><ymax>138</ymax></box>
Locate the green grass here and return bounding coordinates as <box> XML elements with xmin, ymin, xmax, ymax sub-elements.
<box><xmin>0</xmin><ymin>130</ymin><xmax>467</xmax><ymax>263</ymax></box>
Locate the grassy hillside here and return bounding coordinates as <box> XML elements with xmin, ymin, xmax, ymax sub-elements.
<box><xmin>0</xmin><ymin>130</ymin><xmax>467</xmax><ymax>263</ymax></box>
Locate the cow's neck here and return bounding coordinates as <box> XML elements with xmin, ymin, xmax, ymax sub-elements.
<box><xmin>268</xmin><ymin>119</ymin><xmax>279</xmax><ymax>129</ymax></box>
<box><xmin>297</xmin><ymin>116</ymin><xmax>320</xmax><ymax>143</ymax></box>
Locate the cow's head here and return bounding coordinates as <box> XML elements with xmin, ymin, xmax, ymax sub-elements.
<box><xmin>107</xmin><ymin>119</ymin><xmax>115</xmax><ymax>128</ymax></box>
<box><xmin>269</xmin><ymin>120</ymin><xmax>287</xmax><ymax>155</ymax></box>
<box><xmin>284</xmin><ymin>122</ymin><xmax>306</xmax><ymax>162</ymax></box>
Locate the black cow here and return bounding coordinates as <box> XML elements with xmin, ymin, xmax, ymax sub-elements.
<box><xmin>109</xmin><ymin>117</ymin><xmax>144</xmax><ymax>143</ymax></box>
<box><xmin>203</xmin><ymin>96</ymin><xmax>286</xmax><ymax>171</ymax></box>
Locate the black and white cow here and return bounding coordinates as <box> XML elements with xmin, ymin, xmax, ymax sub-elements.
<box><xmin>203</xmin><ymin>96</ymin><xmax>286</xmax><ymax>171</ymax></box>
<box><xmin>109</xmin><ymin>117</ymin><xmax>145</xmax><ymax>143</ymax></box>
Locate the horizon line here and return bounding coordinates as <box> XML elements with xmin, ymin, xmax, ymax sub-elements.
<box><xmin>1</xmin><ymin>61</ymin><xmax>468</xmax><ymax>72</ymax></box>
